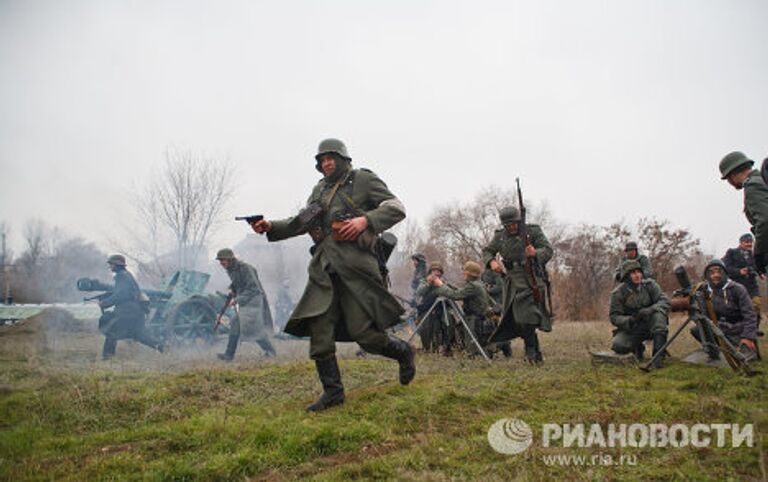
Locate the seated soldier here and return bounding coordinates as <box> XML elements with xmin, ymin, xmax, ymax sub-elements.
<box><xmin>691</xmin><ymin>259</ymin><xmax>759</xmax><ymax>360</ymax></box>
<box><xmin>609</xmin><ymin>260</ymin><xmax>670</xmax><ymax>367</ymax></box>
<box><xmin>432</xmin><ymin>261</ymin><xmax>495</xmax><ymax>355</ymax></box>
<box><xmin>414</xmin><ymin>262</ymin><xmax>446</xmax><ymax>352</ymax></box>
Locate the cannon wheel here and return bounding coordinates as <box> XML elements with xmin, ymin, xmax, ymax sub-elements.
<box><xmin>165</xmin><ymin>298</ymin><xmax>217</xmax><ymax>345</ymax></box>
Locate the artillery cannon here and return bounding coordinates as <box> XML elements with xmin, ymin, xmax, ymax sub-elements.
<box><xmin>77</xmin><ymin>269</ymin><xmax>233</xmax><ymax>345</ymax></box>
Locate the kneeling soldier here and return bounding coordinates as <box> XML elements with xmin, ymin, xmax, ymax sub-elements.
<box><xmin>610</xmin><ymin>260</ymin><xmax>670</xmax><ymax>367</ymax></box>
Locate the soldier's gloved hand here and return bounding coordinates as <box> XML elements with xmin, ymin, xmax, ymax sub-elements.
<box><xmin>637</xmin><ymin>307</ymin><xmax>655</xmax><ymax>319</ymax></box>
<box><xmin>626</xmin><ymin>316</ymin><xmax>639</xmax><ymax>330</ymax></box>
<box><xmin>754</xmin><ymin>253</ymin><xmax>767</xmax><ymax>275</ymax></box>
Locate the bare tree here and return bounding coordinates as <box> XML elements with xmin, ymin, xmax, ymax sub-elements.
<box><xmin>10</xmin><ymin>220</ymin><xmax>107</xmax><ymax>303</ymax></box>
<box><xmin>17</xmin><ymin>219</ymin><xmax>58</xmax><ymax>277</ymax></box>
<box><xmin>637</xmin><ymin>217</ymin><xmax>701</xmax><ymax>290</ymax></box>
<box><xmin>132</xmin><ymin>147</ymin><xmax>236</xmax><ymax>275</ymax></box>
<box><xmin>426</xmin><ymin>185</ymin><xmax>560</xmax><ymax>264</ymax></box>
<box><xmin>554</xmin><ymin>224</ymin><xmax>617</xmax><ymax>320</ymax></box>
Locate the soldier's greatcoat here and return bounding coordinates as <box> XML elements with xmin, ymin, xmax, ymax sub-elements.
<box><xmin>225</xmin><ymin>258</ymin><xmax>273</xmax><ymax>337</ymax></box>
<box><xmin>267</xmin><ymin>167</ymin><xmax>405</xmax><ymax>341</ymax></box>
<box><xmin>743</xmin><ymin>170</ymin><xmax>768</xmax><ymax>258</ymax></box>
<box><xmin>481</xmin><ymin>224</ymin><xmax>553</xmax><ymax>334</ymax></box>
<box><xmin>99</xmin><ymin>268</ymin><xmax>147</xmax><ymax>339</ymax></box>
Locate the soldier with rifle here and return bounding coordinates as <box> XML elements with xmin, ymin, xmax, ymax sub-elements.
<box><xmin>98</xmin><ymin>254</ymin><xmax>164</xmax><ymax>360</ymax></box>
<box><xmin>609</xmin><ymin>260</ymin><xmax>670</xmax><ymax>368</ymax></box>
<box><xmin>214</xmin><ymin>248</ymin><xmax>276</xmax><ymax>361</ymax></box>
<box><xmin>249</xmin><ymin>138</ymin><xmax>414</xmax><ymax>412</ymax></box>
<box><xmin>482</xmin><ymin>179</ymin><xmax>553</xmax><ymax>364</ymax></box>
<box><xmin>690</xmin><ymin>260</ymin><xmax>759</xmax><ymax>361</ymax></box>
<box><xmin>722</xmin><ymin>233</ymin><xmax>764</xmax><ymax>331</ymax></box>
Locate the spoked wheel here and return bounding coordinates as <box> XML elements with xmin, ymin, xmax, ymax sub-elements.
<box><xmin>165</xmin><ymin>298</ymin><xmax>217</xmax><ymax>346</ymax></box>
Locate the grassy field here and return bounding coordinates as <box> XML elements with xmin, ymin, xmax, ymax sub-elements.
<box><xmin>0</xmin><ymin>310</ymin><xmax>766</xmax><ymax>481</ymax></box>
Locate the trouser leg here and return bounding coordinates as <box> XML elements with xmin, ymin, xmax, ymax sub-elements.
<box><xmin>521</xmin><ymin>326</ymin><xmax>542</xmax><ymax>363</ymax></box>
<box><xmin>308</xmin><ymin>281</ymin><xmax>341</xmax><ymax>361</ymax></box>
<box><xmin>752</xmin><ymin>296</ymin><xmax>762</xmax><ymax>333</ymax></box>
<box><xmin>256</xmin><ymin>337</ymin><xmax>276</xmax><ymax>357</ymax></box>
<box><xmin>329</xmin><ymin>276</ymin><xmax>415</xmax><ymax>385</ymax></box>
<box><xmin>219</xmin><ymin>316</ymin><xmax>240</xmax><ymax>361</ymax></box>
<box><xmin>500</xmin><ymin>342</ymin><xmax>513</xmax><ymax>358</ymax></box>
<box><xmin>418</xmin><ymin>316</ymin><xmax>433</xmax><ymax>351</ymax></box>
<box><xmin>133</xmin><ymin>326</ymin><xmax>163</xmax><ymax>352</ymax></box>
<box><xmin>102</xmin><ymin>337</ymin><xmax>117</xmax><ymax>359</ymax></box>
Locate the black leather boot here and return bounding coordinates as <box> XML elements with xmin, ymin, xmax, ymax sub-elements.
<box><xmin>217</xmin><ymin>335</ymin><xmax>239</xmax><ymax>361</ymax></box>
<box><xmin>306</xmin><ymin>356</ymin><xmax>345</xmax><ymax>412</ymax></box>
<box><xmin>634</xmin><ymin>342</ymin><xmax>645</xmax><ymax>361</ymax></box>
<box><xmin>500</xmin><ymin>342</ymin><xmax>513</xmax><ymax>358</ymax></box>
<box><xmin>650</xmin><ymin>333</ymin><xmax>668</xmax><ymax>369</ymax></box>
<box><xmin>524</xmin><ymin>332</ymin><xmax>543</xmax><ymax>364</ymax></box>
<box><xmin>380</xmin><ymin>337</ymin><xmax>416</xmax><ymax>385</ymax></box>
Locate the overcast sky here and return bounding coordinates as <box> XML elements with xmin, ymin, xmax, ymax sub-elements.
<box><xmin>1</xmin><ymin>0</ymin><xmax>767</xmax><ymax>259</ymax></box>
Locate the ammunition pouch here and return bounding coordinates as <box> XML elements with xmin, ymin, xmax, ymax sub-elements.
<box><xmin>331</xmin><ymin>210</ymin><xmax>359</xmax><ymax>241</ymax></box>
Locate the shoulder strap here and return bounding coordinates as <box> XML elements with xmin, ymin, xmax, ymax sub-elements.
<box><xmin>337</xmin><ymin>170</ymin><xmax>359</xmax><ymax>212</ymax></box>
<box><xmin>322</xmin><ymin>168</ymin><xmax>353</xmax><ymax>210</ymax></box>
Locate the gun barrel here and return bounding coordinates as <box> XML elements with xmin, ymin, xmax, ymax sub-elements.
<box><xmin>77</xmin><ymin>277</ymin><xmax>114</xmax><ymax>292</ymax></box>
<box><xmin>674</xmin><ymin>266</ymin><xmax>692</xmax><ymax>290</ymax></box>
<box><xmin>235</xmin><ymin>214</ymin><xmax>264</xmax><ymax>223</ymax></box>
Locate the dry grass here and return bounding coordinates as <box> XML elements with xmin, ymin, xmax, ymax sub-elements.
<box><xmin>1</xmin><ymin>310</ymin><xmax>765</xmax><ymax>481</ymax></box>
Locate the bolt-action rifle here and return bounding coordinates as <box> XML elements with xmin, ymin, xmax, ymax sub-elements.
<box><xmin>516</xmin><ymin>178</ymin><xmax>553</xmax><ymax>316</ymax></box>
